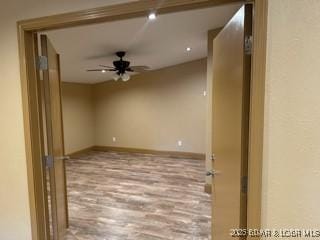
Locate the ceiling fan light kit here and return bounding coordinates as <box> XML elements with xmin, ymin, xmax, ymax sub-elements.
<box><xmin>112</xmin><ymin>73</ymin><xmax>120</xmax><ymax>81</ymax></box>
<box><xmin>121</xmin><ymin>73</ymin><xmax>130</xmax><ymax>81</ymax></box>
<box><xmin>112</xmin><ymin>72</ymin><xmax>130</xmax><ymax>81</ymax></box>
<box><xmin>87</xmin><ymin>51</ymin><xmax>150</xmax><ymax>82</ymax></box>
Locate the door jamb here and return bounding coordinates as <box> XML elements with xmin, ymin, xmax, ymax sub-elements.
<box><xmin>17</xmin><ymin>0</ymin><xmax>268</xmax><ymax>239</ymax></box>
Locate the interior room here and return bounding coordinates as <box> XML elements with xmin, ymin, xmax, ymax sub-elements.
<box><xmin>4</xmin><ymin>0</ymin><xmax>320</xmax><ymax>240</ymax></box>
<box><xmin>39</xmin><ymin>3</ymin><xmax>242</xmax><ymax>240</ymax></box>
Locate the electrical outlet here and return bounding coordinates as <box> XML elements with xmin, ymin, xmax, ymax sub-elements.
<box><xmin>112</xmin><ymin>137</ymin><xmax>116</xmax><ymax>142</ymax></box>
<box><xmin>178</xmin><ymin>140</ymin><xmax>182</xmax><ymax>147</ymax></box>
<box><xmin>203</xmin><ymin>91</ymin><xmax>207</xmax><ymax>96</ymax></box>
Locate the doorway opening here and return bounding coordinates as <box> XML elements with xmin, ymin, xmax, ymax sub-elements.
<box><xmin>18</xmin><ymin>0</ymin><xmax>268</xmax><ymax>239</ymax></box>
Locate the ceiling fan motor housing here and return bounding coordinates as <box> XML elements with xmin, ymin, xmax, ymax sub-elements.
<box><xmin>113</xmin><ymin>51</ymin><xmax>130</xmax><ymax>74</ymax></box>
<box><xmin>113</xmin><ymin>60</ymin><xmax>130</xmax><ymax>74</ymax></box>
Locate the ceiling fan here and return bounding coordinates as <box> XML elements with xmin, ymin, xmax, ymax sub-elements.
<box><xmin>87</xmin><ymin>51</ymin><xmax>150</xmax><ymax>81</ymax></box>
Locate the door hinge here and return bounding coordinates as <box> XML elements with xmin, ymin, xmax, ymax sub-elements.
<box><xmin>38</xmin><ymin>56</ymin><xmax>48</xmax><ymax>70</ymax></box>
<box><xmin>44</xmin><ymin>155</ymin><xmax>54</xmax><ymax>168</ymax></box>
<box><xmin>206</xmin><ymin>169</ymin><xmax>220</xmax><ymax>177</ymax></box>
<box><xmin>241</xmin><ymin>176</ymin><xmax>248</xmax><ymax>194</ymax></box>
<box><xmin>211</xmin><ymin>154</ymin><xmax>216</xmax><ymax>161</ymax></box>
<box><xmin>244</xmin><ymin>35</ymin><xmax>253</xmax><ymax>55</ymax></box>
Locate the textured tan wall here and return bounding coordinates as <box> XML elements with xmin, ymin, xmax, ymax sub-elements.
<box><xmin>262</xmin><ymin>0</ymin><xmax>320</xmax><ymax>234</ymax></box>
<box><xmin>60</xmin><ymin>60</ymin><xmax>206</xmax><ymax>155</ymax></box>
<box><xmin>93</xmin><ymin>59</ymin><xmax>207</xmax><ymax>154</ymax></box>
<box><xmin>61</xmin><ymin>83</ymin><xmax>95</xmax><ymax>154</ymax></box>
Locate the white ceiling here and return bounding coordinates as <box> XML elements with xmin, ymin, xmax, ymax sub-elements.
<box><xmin>42</xmin><ymin>3</ymin><xmax>241</xmax><ymax>84</ymax></box>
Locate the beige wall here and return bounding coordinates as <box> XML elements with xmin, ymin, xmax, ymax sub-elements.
<box><xmin>60</xmin><ymin>60</ymin><xmax>206</xmax><ymax>155</ymax></box>
<box><xmin>94</xmin><ymin>59</ymin><xmax>207</xmax><ymax>154</ymax></box>
<box><xmin>61</xmin><ymin>83</ymin><xmax>95</xmax><ymax>155</ymax></box>
<box><xmin>261</xmin><ymin>0</ymin><xmax>320</xmax><ymax>235</ymax></box>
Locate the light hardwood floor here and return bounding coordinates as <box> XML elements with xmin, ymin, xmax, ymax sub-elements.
<box><xmin>64</xmin><ymin>151</ymin><xmax>211</xmax><ymax>240</ymax></box>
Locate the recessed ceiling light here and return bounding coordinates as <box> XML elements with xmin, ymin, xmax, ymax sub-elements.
<box><xmin>101</xmin><ymin>69</ymin><xmax>106</xmax><ymax>73</ymax></box>
<box><xmin>186</xmin><ymin>47</ymin><xmax>192</xmax><ymax>52</ymax></box>
<box><xmin>148</xmin><ymin>12</ymin><xmax>157</xmax><ymax>20</ymax></box>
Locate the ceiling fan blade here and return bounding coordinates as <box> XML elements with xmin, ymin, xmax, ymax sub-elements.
<box><xmin>129</xmin><ymin>65</ymin><xmax>151</xmax><ymax>72</ymax></box>
<box><xmin>87</xmin><ymin>69</ymin><xmax>104</xmax><ymax>72</ymax></box>
<box><xmin>87</xmin><ymin>69</ymin><xmax>116</xmax><ymax>72</ymax></box>
<box><xmin>130</xmin><ymin>65</ymin><xmax>151</xmax><ymax>70</ymax></box>
<box><xmin>99</xmin><ymin>65</ymin><xmax>115</xmax><ymax>69</ymax></box>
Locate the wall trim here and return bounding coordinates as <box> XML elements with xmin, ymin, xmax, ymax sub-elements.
<box><xmin>93</xmin><ymin>146</ymin><xmax>205</xmax><ymax>160</ymax></box>
<box><xmin>66</xmin><ymin>145</ymin><xmax>205</xmax><ymax>160</ymax></box>
<box><xmin>68</xmin><ymin>146</ymin><xmax>95</xmax><ymax>157</ymax></box>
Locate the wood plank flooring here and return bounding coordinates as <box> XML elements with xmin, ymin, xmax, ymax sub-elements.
<box><xmin>64</xmin><ymin>151</ymin><xmax>211</xmax><ymax>240</ymax></box>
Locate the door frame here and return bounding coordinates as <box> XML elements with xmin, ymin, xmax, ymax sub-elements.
<box><xmin>17</xmin><ymin>0</ymin><xmax>268</xmax><ymax>239</ymax></box>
